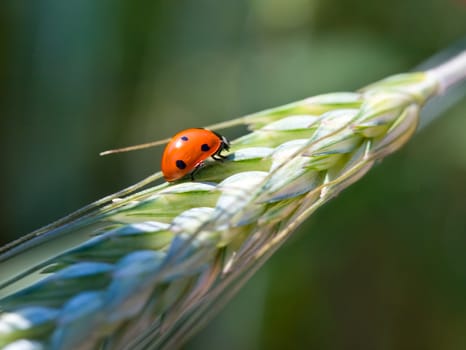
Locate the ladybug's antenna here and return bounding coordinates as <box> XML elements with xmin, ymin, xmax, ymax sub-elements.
<box><xmin>100</xmin><ymin>138</ymin><xmax>171</xmax><ymax>156</ymax></box>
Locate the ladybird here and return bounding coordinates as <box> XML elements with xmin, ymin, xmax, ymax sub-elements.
<box><xmin>161</xmin><ymin>128</ymin><xmax>230</xmax><ymax>181</ymax></box>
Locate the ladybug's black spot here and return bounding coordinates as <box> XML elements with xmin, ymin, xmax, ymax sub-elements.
<box><xmin>201</xmin><ymin>143</ymin><xmax>211</xmax><ymax>152</ymax></box>
<box><xmin>181</xmin><ymin>136</ymin><xmax>189</xmax><ymax>141</ymax></box>
<box><xmin>176</xmin><ymin>160</ymin><xmax>187</xmax><ymax>169</ymax></box>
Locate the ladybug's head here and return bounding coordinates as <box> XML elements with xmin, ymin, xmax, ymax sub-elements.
<box><xmin>211</xmin><ymin>130</ymin><xmax>230</xmax><ymax>151</ymax></box>
<box><xmin>220</xmin><ymin>135</ymin><xmax>231</xmax><ymax>151</ymax></box>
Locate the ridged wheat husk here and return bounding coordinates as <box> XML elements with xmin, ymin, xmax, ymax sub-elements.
<box><xmin>0</xmin><ymin>52</ymin><xmax>465</xmax><ymax>350</ymax></box>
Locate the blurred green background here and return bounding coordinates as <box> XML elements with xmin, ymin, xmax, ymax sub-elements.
<box><xmin>1</xmin><ymin>0</ymin><xmax>466</xmax><ymax>349</ymax></box>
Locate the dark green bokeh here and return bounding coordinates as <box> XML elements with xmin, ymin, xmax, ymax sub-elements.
<box><xmin>1</xmin><ymin>1</ymin><xmax>465</xmax><ymax>349</ymax></box>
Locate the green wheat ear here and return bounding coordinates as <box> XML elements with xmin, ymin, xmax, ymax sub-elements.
<box><xmin>0</xmin><ymin>51</ymin><xmax>465</xmax><ymax>350</ymax></box>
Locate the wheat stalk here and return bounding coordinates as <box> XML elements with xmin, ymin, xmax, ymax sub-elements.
<box><xmin>0</xmin><ymin>51</ymin><xmax>465</xmax><ymax>350</ymax></box>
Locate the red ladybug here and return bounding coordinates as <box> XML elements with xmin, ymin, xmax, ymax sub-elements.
<box><xmin>161</xmin><ymin>128</ymin><xmax>230</xmax><ymax>182</ymax></box>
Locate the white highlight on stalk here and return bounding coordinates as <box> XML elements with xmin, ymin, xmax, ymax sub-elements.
<box><xmin>427</xmin><ymin>50</ymin><xmax>466</xmax><ymax>94</ymax></box>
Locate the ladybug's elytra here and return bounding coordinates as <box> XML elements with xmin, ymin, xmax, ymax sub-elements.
<box><xmin>161</xmin><ymin>128</ymin><xmax>230</xmax><ymax>182</ymax></box>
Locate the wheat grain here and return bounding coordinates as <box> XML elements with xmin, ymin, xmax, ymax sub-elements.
<box><xmin>0</xmin><ymin>52</ymin><xmax>465</xmax><ymax>350</ymax></box>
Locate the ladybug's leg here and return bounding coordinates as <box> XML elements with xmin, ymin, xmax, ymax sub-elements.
<box><xmin>190</xmin><ymin>162</ymin><xmax>205</xmax><ymax>181</ymax></box>
<box><xmin>211</xmin><ymin>154</ymin><xmax>226</xmax><ymax>161</ymax></box>
<box><xmin>212</xmin><ymin>144</ymin><xmax>229</xmax><ymax>161</ymax></box>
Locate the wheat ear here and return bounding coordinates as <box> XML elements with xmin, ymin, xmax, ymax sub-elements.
<box><xmin>0</xmin><ymin>51</ymin><xmax>465</xmax><ymax>350</ymax></box>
